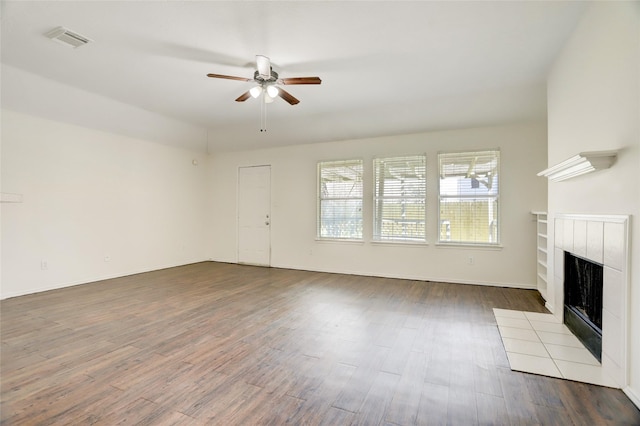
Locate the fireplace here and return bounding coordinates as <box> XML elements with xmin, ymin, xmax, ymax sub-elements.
<box><xmin>564</xmin><ymin>252</ymin><xmax>603</xmax><ymax>361</ymax></box>
<box><xmin>553</xmin><ymin>214</ymin><xmax>629</xmax><ymax>389</ymax></box>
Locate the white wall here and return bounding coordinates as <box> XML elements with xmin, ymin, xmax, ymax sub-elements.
<box><xmin>1</xmin><ymin>110</ymin><xmax>211</xmax><ymax>299</ymax></box>
<box><xmin>547</xmin><ymin>2</ymin><xmax>639</xmax><ymax>405</ymax></box>
<box><xmin>2</xmin><ymin>65</ymin><xmax>208</xmax><ymax>153</ymax></box>
<box><xmin>209</xmin><ymin>122</ymin><xmax>547</xmax><ymax>288</ymax></box>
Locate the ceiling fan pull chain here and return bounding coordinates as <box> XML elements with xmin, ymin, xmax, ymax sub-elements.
<box><xmin>260</xmin><ymin>91</ymin><xmax>268</xmax><ymax>132</ymax></box>
<box><xmin>260</xmin><ymin>92</ymin><xmax>265</xmax><ymax>132</ymax></box>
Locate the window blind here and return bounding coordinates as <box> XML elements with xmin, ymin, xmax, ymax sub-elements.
<box><xmin>373</xmin><ymin>155</ymin><xmax>426</xmax><ymax>242</ymax></box>
<box><xmin>317</xmin><ymin>159</ymin><xmax>363</xmax><ymax>239</ymax></box>
<box><xmin>438</xmin><ymin>150</ymin><xmax>500</xmax><ymax>244</ymax></box>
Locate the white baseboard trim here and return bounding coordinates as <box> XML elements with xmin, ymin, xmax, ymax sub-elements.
<box><xmin>623</xmin><ymin>386</ymin><xmax>640</xmax><ymax>410</ymax></box>
<box><xmin>545</xmin><ymin>301</ymin><xmax>555</xmax><ymax>314</ymax></box>
<box><xmin>0</xmin><ymin>258</ymin><xmax>210</xmax><ymax>300</ymax></box>
<box><xmin>3</xmin><ymin>258</ymin><xmax>538</xmax><ymax>299</ymax></box>
<box><xmin>270</xmin><ymin>262</ymin><xmax>536</xmax><ymax>290</ymax></box>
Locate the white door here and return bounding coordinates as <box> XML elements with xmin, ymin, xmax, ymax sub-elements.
<box><xmin>238</xmin><ymin>165</ymin><xmax>271</xmax><ymax>266</ymax></box>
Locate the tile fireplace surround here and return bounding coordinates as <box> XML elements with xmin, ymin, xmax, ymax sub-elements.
<box><xmin>552</xmin><ymin>214</ymin><xmax>630</xmax><ymax>389</ymax></box>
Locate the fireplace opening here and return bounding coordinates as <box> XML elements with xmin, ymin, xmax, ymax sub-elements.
<box><xmin>564</xmin><ymin>251</ymin><xmax>603</xmax><ymax>362</ymax></box>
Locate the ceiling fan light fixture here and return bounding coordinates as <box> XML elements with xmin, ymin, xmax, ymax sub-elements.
<box><xmin>249</xmin><ymin>86</ymin><xmax>263</xmax><ymax>98</ymax></box>
<box><xmin>264</xmin><ymin>94</ymin><xmax>275</xmax><ymax>104</ymax></box>
<box><xmin>266</xmin><ymin>85</ymin><xmax>279</xmax><ymax>98</ymax></box>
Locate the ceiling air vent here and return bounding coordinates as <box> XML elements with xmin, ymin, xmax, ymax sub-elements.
<box><xmin>45</xmin><ymin>27</ymin><xmax>92</xmax><ymax>48</ymax></box>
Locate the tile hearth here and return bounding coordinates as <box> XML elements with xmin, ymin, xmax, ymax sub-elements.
<box><xmin>494</xmin><ymin>308</ymin><xmax>617</xmax><ymax>388</ymax></box>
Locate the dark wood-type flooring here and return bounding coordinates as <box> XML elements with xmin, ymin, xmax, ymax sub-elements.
<box><xmin>2</xmin><ymin>262</ymin><xmax>639</xmax><ymax>425</ymax></box>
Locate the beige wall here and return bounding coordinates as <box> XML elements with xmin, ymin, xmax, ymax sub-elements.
<box><xmin>547</xmin><ymin>2</ymin><xmax>639</xmax><ymax>405</ymax></box>
<box><xmin>1</xmin><ymin>68</ymin><xmax>547</xmax><ymax>298</ymax></box>
<box><xmin>208</xmin><ymin>122</ymin><xmax>547</xmax><ymax>288</ymax></box>
<box><xmin>1</xmin><ymin>110</ymin><xmax>211</xmax><ymax>298</ymax></box>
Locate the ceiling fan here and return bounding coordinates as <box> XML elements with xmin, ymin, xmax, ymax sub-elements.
<box><xmin>207</xmin><ymin>55</ymin><xmax>321</xmax><ymax>106</ymax></box>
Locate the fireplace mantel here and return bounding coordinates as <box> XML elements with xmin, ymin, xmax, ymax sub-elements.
<box><xmin>538</xmin><ymin>151</ymin><xmax>617</xmax><ymax>181</ymax></box>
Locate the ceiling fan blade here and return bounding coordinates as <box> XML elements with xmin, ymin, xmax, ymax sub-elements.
<box><xmin>235</xmin><ymin>91</ymin><xmax>251</xmax><ymax>102</ymax></box>
<box><xmin>280</xmin><ymin>77</ymin><xmax>322</xmax><ymax>85</ymax></box>
<box><xmin>207</xmin><ymin>73</ymin><xmax>252</xmax><ymax>82</ymax></box>
<box><xmin>278</xmin><ymin>88</ymin><xmax>300</xmax><ymax>105</ymax></box>
<box><xmin>256</xmin><ymin>55</ymin><xmax>271</xmax><ymax>78</ymax></box>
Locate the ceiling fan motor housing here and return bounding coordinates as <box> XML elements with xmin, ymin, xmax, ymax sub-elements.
<box><xmin>254</xmin><ymin>69</ymin><xmax>278</xmax><ymax>85</ymax></box>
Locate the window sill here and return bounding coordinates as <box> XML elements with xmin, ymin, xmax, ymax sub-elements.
<box><xmin>315</xmin><ymin>238</ymin><xmax>364</xmax><ymax>244</ymax></box>
<box><xmin>371</xmin><ymin>240</ymin><xmax>428</xmax><ymax>247</ymax></box>
<box><xmin>435</xmin><ymin>243</ymin><xmax>503</xmax><ymax>250</ymax></box>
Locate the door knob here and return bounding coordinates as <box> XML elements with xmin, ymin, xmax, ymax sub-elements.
<box><xmin>265</xmin><ymin>221</ymin><xmax>270</xmax><ymax>225</ymax></box>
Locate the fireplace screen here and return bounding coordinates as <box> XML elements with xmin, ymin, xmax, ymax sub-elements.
<box><xmin>564</xmin><ymin>251</ymin><xmax>603</xmax><ymax>361</ymax></box>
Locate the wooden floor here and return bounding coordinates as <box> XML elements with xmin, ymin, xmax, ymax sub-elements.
<box><xmin>2</xmin><ymin>262</ymin><xmax>639</xmax><ymax>425</ymax></box>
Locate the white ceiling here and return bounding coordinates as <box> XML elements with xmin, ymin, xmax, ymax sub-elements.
<box><xmin>1</xmin><ymin>1</ymin><xmax>587</xmax><ymax>151</ymax></box>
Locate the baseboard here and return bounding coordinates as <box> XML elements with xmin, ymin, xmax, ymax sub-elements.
<box><xmin>545</xmin><ymin>301</ymin><xmax>555</xmax><ymax>314</ymax></box>
<box><xmin>0</xmin><ymin>259</ymin><xmax>210</xmax><ymax>300</ymax></box>
<box><xmin>623</xmin><ymin>386</ymin><xmax>640</xmax><ymax>410</ymax></box>
<box><xmin>270</xmin><ymin>262</ymin><xmax>537</xmax><ymax>290</ymax></box>
<box><xmin>2</xmin><ymin>259</ymin><xmax>538</xmax><ymax>299</ymax></box>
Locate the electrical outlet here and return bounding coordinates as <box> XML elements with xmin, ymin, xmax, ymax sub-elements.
<box><xmin>41</xmin><ymin>260</ymin><xmax>48</xmax><ymax>270</ymax></box>
<box><xmin>468</xmin><ymin>256</ymin><xmax>474</xmax><ymax>265</ymax></box>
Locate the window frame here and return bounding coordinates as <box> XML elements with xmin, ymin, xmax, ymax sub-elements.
<box><xmin>437</xmin><ymin>149</ymin><xmax>501</xmax><ymax>247</ymax></box>
<box><xmin>372</xmin><ymin>154</ymin><xmax>427</xmax><ymax>243</ymax></box>
<box><xmin>317</xmin><ymin>158</ymin><xmax>364</xmax><ymax>241</ymax></box>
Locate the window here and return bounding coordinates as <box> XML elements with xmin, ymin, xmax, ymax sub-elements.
<box><xmin>438</xmin><ymin>150</ymin><xmax>500</xmax><ymax>245</ymax></box>
<box><xmin>373</xmin><ymin>155</ymin><xmax>426</xmax><ymax>242</ymax></box>
<box><xmin>317</xmin><ymin>159</ymin><xmax>363</xmax><ymax>239</ymax></box>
